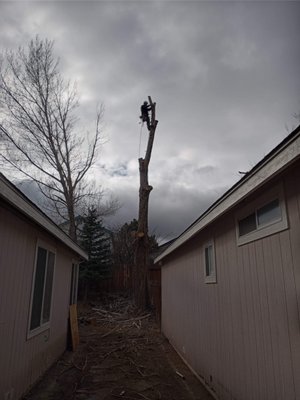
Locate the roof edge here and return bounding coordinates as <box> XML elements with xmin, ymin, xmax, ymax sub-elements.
<box><xmin>155</xmin><ymin>125</ymin><xmax>300</xmax><ymax>264</ymax></box>
<box><xmin>0</xmin><ymin>173</ymin><xmax>88</xmax><ymax>260</ymax></box>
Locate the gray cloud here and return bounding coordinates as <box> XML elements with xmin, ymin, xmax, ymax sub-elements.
<box><xmin>1</xmin><ymin>1</ymin><xmax>299</xmax><ymax>241</ymax></box>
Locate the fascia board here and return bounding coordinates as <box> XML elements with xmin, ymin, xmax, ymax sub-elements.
<box><xmin>155</xmin><ymin>133</ymin><xmax>300</xmax><ymax>264</ymax></box>
<box><xmin>0</xmin><ymin>179</ymin><xmax>88</xmax><ymax>260</ymax></box>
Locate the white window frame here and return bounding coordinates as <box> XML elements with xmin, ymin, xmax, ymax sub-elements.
<box><xmin>235</xmin><ymin>182</ymin><xmax>288</xmax><ymax>246</ymax></box>
<box><xmin>27</xmin><ymin>240</ymin><xmax>56</xmax><ymax>339</ymax></box>
<box><xmin>204</xmin><ymin>239</ymin><xmax>217</xmax><ymax>284</ymax></box>
<box><xmin>70</xmin><ymin>262</ymin><xmax>79</xmax><ymax>305</ymax></box>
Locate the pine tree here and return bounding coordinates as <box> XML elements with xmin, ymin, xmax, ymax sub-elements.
<box><xmin>112</xmin><ymin>219</ymin><xmax>158</xmax><ymax>266</ymax></box>
<box><xmin>79</xmin><ymin>207</ymin><xmax>112</xmax><ymax>299</ymax></box>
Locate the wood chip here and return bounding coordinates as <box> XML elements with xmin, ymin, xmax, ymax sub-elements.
<box><xmin>176</xmin><ymin>370</ymin><xmax>185</xmax><ymax>379</ymax></box>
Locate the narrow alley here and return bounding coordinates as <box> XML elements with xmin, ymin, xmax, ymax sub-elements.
<box><xmin>23</xmin><ymin>295</ymin><xmax>213</xmax><ymax>400</ymax></box>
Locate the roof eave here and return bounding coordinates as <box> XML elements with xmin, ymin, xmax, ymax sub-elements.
<box><xmin>0</xmin><ymin>175</ymin><xmax>88</xmax><ymax>260</ymax></box>
<box><xmin>155</xmin><ymin>126</ymin><xmax>300</xmax><ymax>264</ymax></box>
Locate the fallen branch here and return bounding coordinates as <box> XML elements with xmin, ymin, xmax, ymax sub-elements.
<box><xmin>137</xmin><ymin>393</ymin><xmax>152</xmax><ymax>400</ymax></box>
<box><xmin>102</xmin><ymin>346</ymin><xmax>124</xmax><ymax>360</ymax></box>
<box><xmin>127</xmin><ymin>357</ymin><xmax>146</xmax><ymax>377</ymax></box>
<box><xmin>119</xmin><ymin>314</ymin><xmax>151</xmax><ymax>324</ymax></box>
<box><xmin>82</xmin><ymin>356</ymin><xmax>88</xmax><ymax>371</ymax></box>
<box><xmin>101</xmin><ymin>325</ymin><xmax>121</xmax><ymax>338</ymax></box>
<box><xmin>92</xmin><ymin>307</ymin><xmax>109</xmax><ymax>313</ymax></box>
<box><xmin>175</xmin><ymin>370</ymin><xmax>185</xmax><ymax>379</ymax></box>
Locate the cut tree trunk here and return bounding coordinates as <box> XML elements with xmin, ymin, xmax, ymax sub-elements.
<box><xmin>134</xmin><ymin>96</ymin><xmax>158</xmax><ymax>309</ymax></box>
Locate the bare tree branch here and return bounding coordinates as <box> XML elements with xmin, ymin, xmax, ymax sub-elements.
<box><xmin>0</xmin><ymin>36</ymin><xmax>105</xmax><ymax>240</ymax></box>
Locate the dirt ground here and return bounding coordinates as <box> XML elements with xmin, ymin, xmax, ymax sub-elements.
<box><xmin>23</xmin><ymin>294</ymin><xmax>213</xmax><ymax>400</ymax></box>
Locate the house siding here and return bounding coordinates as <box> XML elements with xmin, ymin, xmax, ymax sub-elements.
<box><xmin>0</xmin><ymin>201</ymin><xmax>77</xmax><ymax>399</ymax></box>
<box><xmin>161</xmin><ymin>162</ymin><xmax>300</xmax><ymax>400</ymax></box>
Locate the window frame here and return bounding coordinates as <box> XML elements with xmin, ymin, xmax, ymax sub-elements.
<box><xmin>27</xmin><ymin>240</ymin><xmax>56</xmax><ymax>339</ymax></box>
<box><xmin>70</xmin><ymin>262</ymin><xmax>79</xmax><ymax>305</ymax></box>
<box><xmin>235</xmin><ymin>182</ymin><xmax>288</xmax><ymax>246</ymax></box>
<box><xmin>203</xmin><ymin>239</ymin><xmax>217</xmax><ymax>284</ymax></box>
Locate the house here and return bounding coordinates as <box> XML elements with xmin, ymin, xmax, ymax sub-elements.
<box><xmin>0</xmin><ymin>173</ymin><xmax>88</xmax><ymax>400</ymax></box>
<box><xmin>155</xmin><ymin>125</ymin><xmax>300</xmax><ymax>400</ymax></box>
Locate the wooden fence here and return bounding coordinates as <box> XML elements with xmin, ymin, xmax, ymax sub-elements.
<box><xmin>79</xmin><ymin>264</ymin><xmax>161</xmax><ymax>321</ymax></box>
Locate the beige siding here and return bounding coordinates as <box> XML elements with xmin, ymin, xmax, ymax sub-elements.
<box><xmin>161</xmin><ymin>163</ymin><xmax>300</xmax><ymax>400</ymax></box>
<box><xmin>0</xmin><ymin>203</ymin><xmax>77</xmax><ymax>399</ymax></box>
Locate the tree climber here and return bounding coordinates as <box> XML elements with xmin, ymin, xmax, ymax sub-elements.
<box><xmin>140</xmin><ymin>101</ymin><xmax>152</xmax><ymax>130</ymax></box>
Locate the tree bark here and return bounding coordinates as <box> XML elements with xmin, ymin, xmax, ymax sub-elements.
<box><xmin>134</xmin><ymin>96</ymin><xmax>158</xmax><ymax>309</ymax></box>
<box><xmin>68</xmin><ymin>203</ymin><xmax>77</xmax><ymax>241</ymax></box>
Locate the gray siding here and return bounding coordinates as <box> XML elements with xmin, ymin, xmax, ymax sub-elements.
<box><xmin>0</xmin><ymin>202</ymin><xmax>76</xmax><ymax>399</ymax></box>
<box><xmin>161</xmin><ymin>162</ymin><xmax>300</xmax><ymax>400</ymax></box>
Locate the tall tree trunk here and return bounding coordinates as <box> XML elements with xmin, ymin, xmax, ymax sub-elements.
<box><xmin>68</xmin><ymin>199</ymin><xmax>77</xmax><ymax>241</ymax></box>
<box><xmin>68</xmin><ymin>208</ymin><xmax>77</xmax><ymax>241</ymax></box>
<box><xmin>134</xmin><ymin>96</ymin><xmax>158</xmax><ymax>309</ymax></box>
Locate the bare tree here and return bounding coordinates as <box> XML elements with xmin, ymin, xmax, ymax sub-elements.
<box><xmin>0</xmin><ymin>37</ymin><xmax>103</xmax><ymax>240</ymax></box>
<box><xmin>134</xmin><ymin>96</ymin><xmax>158</xmax><ymax>309</ymax></box>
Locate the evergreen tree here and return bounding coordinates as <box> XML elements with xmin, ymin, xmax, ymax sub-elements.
<box><xmin>112</xmin><ymin>219</ymin><xmax>158</xmax><ymax>266</ymax></box>
<box><xmin>79</xmin><ymin>207</ymin><xmax>112</xmax><ymax>299</ymax></box>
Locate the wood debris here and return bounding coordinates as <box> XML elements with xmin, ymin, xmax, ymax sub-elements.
<box><xmin>24</xmin><ymin>293</ymin><xmax>214</xmax><ymax>400</ymax></box>
<box><xmin>175</xmin><ymin>370</ymin><xmax>185</xmax><ymax>379</ymax></box>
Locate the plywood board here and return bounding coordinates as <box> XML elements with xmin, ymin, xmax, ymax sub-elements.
<box><xmin>69</xmin><ymin>304</ymin><xmax>79</xmax><ymax>350</ymax></box>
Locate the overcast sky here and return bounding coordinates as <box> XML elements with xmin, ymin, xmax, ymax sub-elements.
<box><xmin>1</xmin><ymin>1</ymin><xmax>300</xmax><ymax>241</ymax></box>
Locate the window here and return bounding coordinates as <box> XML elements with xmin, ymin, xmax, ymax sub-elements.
<box><xmin>70</xmin><ymin>263</ymin><xmax>79</xmax><ymax>305</ymax></box>
<box><xmin>257</xmin><ymin>199</ymin><xmax>281</xmax><ymax>226</ymax></box>
<box><xmin>204</xmin><ymin>240</ymin><xmax>216</xmax><ymax>283</ymax></box>
<box><xmin>29</xmin><ymin>244</ymin><xmax>55</xmax><ymax>335</ymax></box>
<box><xmin>238</xmin><ymin>213</ymin><xmax>256</xmax><ymax>236</ymax></box>
<box><xmin>236</xmin><ymin>184</ymin><xmax>288</xmax><ymax>246</ymax></box>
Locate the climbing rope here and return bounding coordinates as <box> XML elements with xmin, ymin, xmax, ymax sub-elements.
<box><xmin>138</xmin><ymin>121</ymin><xmax>144</xmax><ymax>158</ymax></box>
